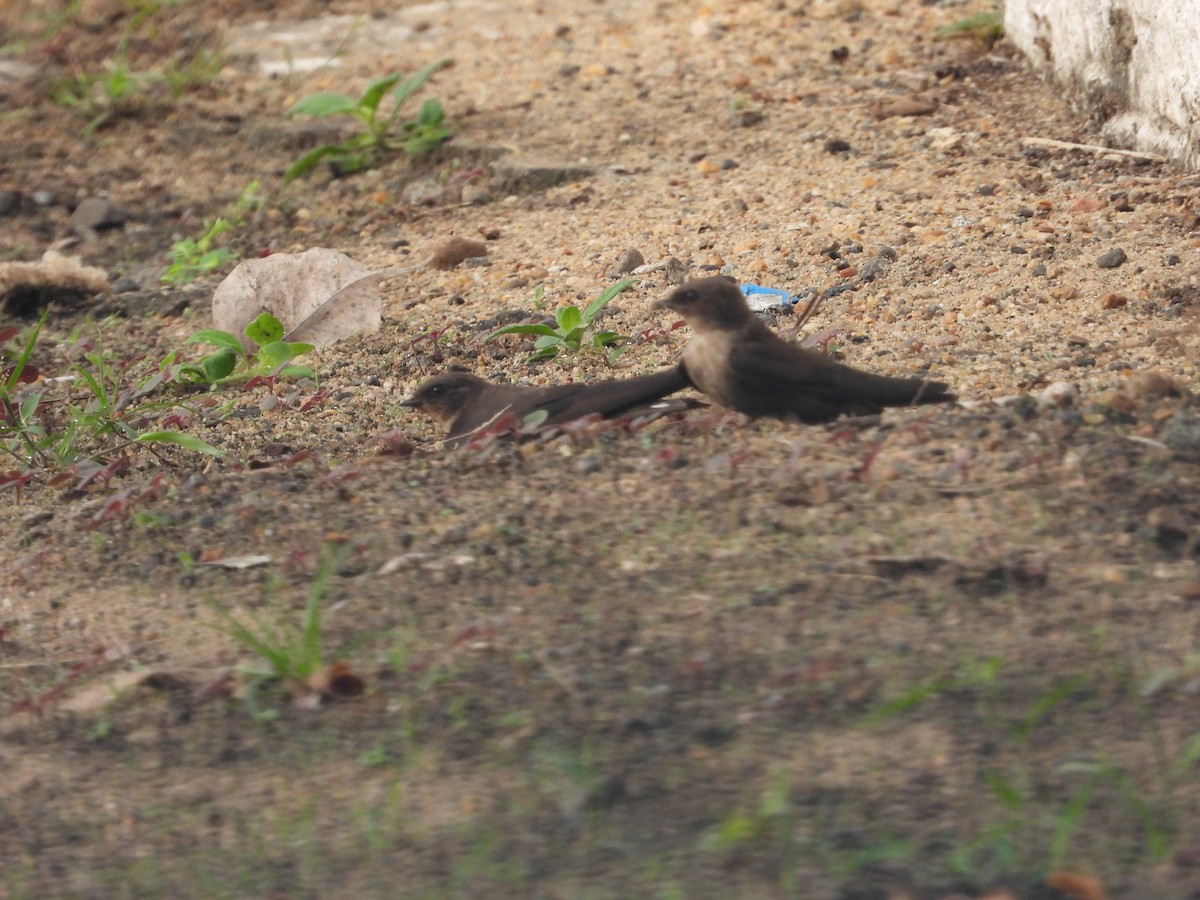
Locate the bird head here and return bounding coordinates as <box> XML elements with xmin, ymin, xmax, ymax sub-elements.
<box><xmin>400</xmin><ymin>371</ymin><xmax>489</xmax><ymax>424</ymax></box>
<box><xmin>656</xmin><ymin>276</ymin><xmax>749</xmax><ymax>331</ymax></box>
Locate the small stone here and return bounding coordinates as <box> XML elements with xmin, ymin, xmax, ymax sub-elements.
<box><xmin>70</xmin><ymin>197</ymin><xmax>129</xmax><ymax>235</ymax></box>
<box><xmin>1129</xmin><ymin>370</ymin><xmax>1184</xmax><ymax>399</ymax></box>
<box><xmin>720</xmin><ymin>158</ymin><xmax>739</xmax><ymax>170</ymax></box>
<box><xmin>1147</xmin><ymin>506</ymin><xmax>1189</xmax><ymax>547</ymax></box>
<box><xmin>460</xmin><ymin>181</ymin><xmax>493</xmax><ymax>205</ymax></box>
<box><xmin>728</xmin><ymin>108</ymin><xmax>764</xmax><ymax>128</ymax></box>
<box><xmin>695</xmin><ymin>159</ymin><xmax>720</xmax><ymax>174</ymax></box>
<box><xmin>613</xmin><ymin>248</ymin><xmax>645</xmax><ymax>274</ymax></box>
<box><xmin>977</xmin><ymin>184</ymin><xmax>996</xmax><ymax>196</ymax></box>
<box><xmin>1037</xmin><ymin>381</ymin><xmax>1077</xmax><ymax>407</ymax></box>
<box><xmin>824</xmin><ymin>138</ymin><xmax>852</xmax><ymax>153</ymax></box>
<box><xmin>830</xmin><ymin>46</ymin><xmax>849</xmax><ymax>63</ymax></box>
<box><xmin>429</xmin><ymin>237</ymin><xmax>488</xmax><ymax>270</ymax></box>
<box><xmin>1165</xmin><ymin>253</ymin><xmax>1181</xmax><ymax>266</ymax></box>
<box><xmin>1096</xmin><ymin>247</ymin><xmax>1127</xmax><ymax>268</ymax></box>
<box><xmin>1100</xmin><ymin>292</ymin><xmax>1127</xmax><ymax>309</ymax></box>
<box><xmin>404</xmin><ymin>177</ymin><xmax>444</xmax><ymax>206</ymax></box>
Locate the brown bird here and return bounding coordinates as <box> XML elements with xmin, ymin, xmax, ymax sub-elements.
<box><xmin>400</xmin><ymin>367</ymin><xmax>692</xmax><ymax>446</ymax></box>
<box><xmin>657</xmin><ymin>276</ymin><xmax>955</xmax><ymax>422</ymax></box>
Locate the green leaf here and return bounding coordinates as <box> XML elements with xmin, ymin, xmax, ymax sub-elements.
<box><xmin>175</xmin><ymin>364</ymin><xmax>208</xmax><ymax>385</ymax></box>
<box><xmin>19</xmin><ymin>390</ymin><xmax>42</xmax><ymax>423</ymax></box>
<box><xmin>533</xmin><ymin>335</ymin><xmax>567</xmax><ymax>350</ymax></box>
<box><xmin>288</xmin><ymin>92</ymin><xmax>360</xmax><ymax>118</ymax></box>
<box><xmin>486</xmin><ymin>323</ymin><xmax>560</xmax><ymax>341</ymax></box>
<box><xmin>245</xmin><ymin>313</ymin><xmax>285</xmax><ymax>348</ymax></box>
<box><xmin>277</xmin><ymin>364</ymin><xmax>315</xmax><ymax>380</ymax></box>
<box><xmin>416</xmin><ymin>97</ymin><xmax>444</xmax><ymax>127</ymax></box>
<box><xmin>256</xmin><ymin>340</ymin><xmax>297</xmax><ymax>367</ymax></box>
<box><xmin>136</xmin><ymin>431</ymin><xmax>224</xmax><ymax>456</ymax></box>
<box><xmin>590</xmin><ymin>330</ymin><xmax>625</xmax><ymax>347</ymax></box>
<box><xmin>186</xmin><ymin>329</ymin><xmax>246</xmax><ymax>355</ymax></box>
<box><xmin>555</xmin><ymin>305</ymin><xmax>581</xmax><ymax>333</ymax></box>
<box><xmin>983</xmin><ymin>770</ymin><xmax>1023</xmax><ymax>812</ymax></box>
<box><xmin>522</xmin><ymin>409</ymin><xmax>549</xmax><ymax>428</ymax></box>
<box><xmin>202</xmin><ymin>348</ymin><xmax>238</xmax><ymax>382</ymax></box>
<box><xmin>357</xmin><ymin>74</ymin><xmax>402</xmax><ymax>113</ymax></box>
<box><xmin>283</xmin><ymin>145</ymin><xmax>348</xmax><ymax>185</ymax></box>
<box><xmin>389</xmin><ymin>59</ymin><xmax>449</xmax><ymax>109</ymax></box>
<box><xmin>582</xmin><ymin>278</ymin><xmax>634</xmax><ymax>323</ymax></box>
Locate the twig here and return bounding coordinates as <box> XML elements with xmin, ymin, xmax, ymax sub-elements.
<box><xmin>1022</xmin><ymin>137</ymin><xmax>1166</xmax><ymax>163</ymax></box>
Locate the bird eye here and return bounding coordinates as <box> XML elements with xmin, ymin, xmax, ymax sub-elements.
<box><xmin>428</xmin><ymin>385</ymin><xmax>442</xmax><ymax>395</ymax></box>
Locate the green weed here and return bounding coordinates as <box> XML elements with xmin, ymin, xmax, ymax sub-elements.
<box><xmin>486</xmin><ymin>279</ymin><xmax>633</xmax><ymax>363</ymax></box>
<box><xmin>0</xmin><ymin>313</ymin><xmax>222</xmax><ymax>476</ymax></box>
<box><xmin>284</xmin><ymin>60</ymin><xmax>451</xmax><ymax>184</ymax></box>
<box><xmin>178</xmin><ymin>312</ymin><xmax>315</xmax><ymax>386</ymax></box>
<box><xmin>162</xmin><ymin>218</ymin><xmax>237</xmax><ymax>285</ymax></box>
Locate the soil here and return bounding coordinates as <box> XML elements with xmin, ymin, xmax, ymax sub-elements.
<box><xmin>4</xmin><ymin>1</ymin><xmax>1200</xmax><ymax>897</ymax></box>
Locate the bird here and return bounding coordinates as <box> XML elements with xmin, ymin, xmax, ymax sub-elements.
<box><xmin>400</xmin><ymin>367</ymin><xmax>693</xmax><ymax>446</ymax></box>
<box><xmin>656</xmin><ymin>276</ymin><xmax>955</xmax><ymax>422</ymax></box>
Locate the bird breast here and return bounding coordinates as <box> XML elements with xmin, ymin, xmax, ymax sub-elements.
<box><xmin>682</xmin><ymin>330</ymin><xmax>736</xmax><ymax>405</ymax></box>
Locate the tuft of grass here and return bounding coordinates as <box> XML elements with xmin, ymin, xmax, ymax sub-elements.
<box><xmin>0</xmin><ymin>312</ymin><xmax>223</xmax><ymax>479</ymax></box>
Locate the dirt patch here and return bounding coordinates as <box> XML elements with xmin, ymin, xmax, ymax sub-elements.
<box><xmin>4</xmin><ymin>0</ymin><xmax>1200</xmax><ymax>897</ymax></box>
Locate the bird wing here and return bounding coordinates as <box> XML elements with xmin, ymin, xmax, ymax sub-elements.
<box><xmin>726</xmin><ymin>336</ymin><xmax>949</xmax><ymax>421</ymax></box>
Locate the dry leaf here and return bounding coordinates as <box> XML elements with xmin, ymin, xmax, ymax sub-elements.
<box><xmin>212</xmin><ymin>248</ymin><xmax>383</xmax><ymax>350</ymax></box>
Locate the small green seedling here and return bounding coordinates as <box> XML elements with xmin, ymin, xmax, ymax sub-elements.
<box><xmin>486</xmin><ymin>279</ymin><xmax>634</xmax><ymax>363</ymax></box>
<box><xmin>179</xmin><ymin>312</ymin><xmax>315</xmax><ymax>386</ymax></box>
<box><xmin>284</xmin><ymin>59</ymin><xmax>451</xmax><ymax>184</ymax></box>
<box><xmin>937</xmin><ymin>11</ymin><xmax>1004</xmax><ymax>45</ymax></box>
<box><xmin>162</xmin><ymin>218</ymin><xmax>238</xmax><ymax>285</ymax></box>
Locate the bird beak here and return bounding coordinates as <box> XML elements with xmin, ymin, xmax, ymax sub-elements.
<box><xmin>653</xmin><ymin>297</ymin><xmax>676</xmax><ymax>312</ymax></box>
<box><xmin>399</xmin><ymin>397</ymin><xmax>423</xmax><ymax>408</ymax></box>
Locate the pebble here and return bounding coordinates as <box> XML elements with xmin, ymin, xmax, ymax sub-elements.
<box><xmin>70</xmin><ymin>197</ymin><xmax>129</xmax><ymax>236</ymax></box>
<box><xmin>404</xmin><ymin>177</ymin><xmax>444</xmax><ymax>206</ymax></box>
<box><xmin>614</xmin><ymin>248</ymin><xmax>645</xmax><ymax>274</ymax></box>
<box><xmin>461</xmin><ymin>181</ymin><xmax>493</xmax><ymax>205</ymax></box>
<box><xmin>430</xmin><ymin>237</ymin><xmax>488</xmax><ymax>270</ymax></box>
<box><xmin>1100</xmin><ymin>292</ymin><xmax>1127</xmax><ymax>309</ymax></box>
<box><xmin>824</xmin><ymin>139</ymin><xmax>852</xmax><ymax>154</ymax></box>
<box><xmin>1037</xmin><ymin>381</ymin><xmax>1077</xmax><ymax>407</ymax></box>
<box><xmin>1096</xmin><ymin>248</ymin><xmax>1127</xmax><ymax>268</ymax></box>
<box><xmin>728</xmin><ymin>108</ymin><xmax>764</xmax><ymax>128</ymax></box>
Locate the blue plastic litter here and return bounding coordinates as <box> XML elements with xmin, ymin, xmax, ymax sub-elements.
<box><xmin>740</xmin><ymin>282</ymin><xmax>794</xmax><ymax>311</ymax></box>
